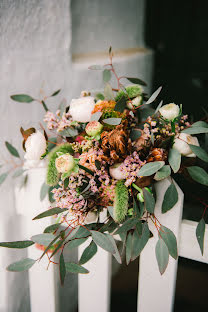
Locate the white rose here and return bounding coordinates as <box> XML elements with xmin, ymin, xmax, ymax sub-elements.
<box><xmin>159</xmin><ymin>103</ymin><xmax>180</xmax><ymax>121</ymax></box>
<box><xmin>109</xmin><ymin>163</ymin><xmax>126</xmax><ymax>180</ymax></box>
<box><xmin>24</xmin><ymin>131</ymin><xmax>47</xmax><ymax>162</ymax></box>
<box><xmin>69</xmin><ymin>96</ymin><xmax>95</xmax><ymax>123</ymax></box>
<box><xmin>173</xmin><ymin>133</ymin><xmax>199</xmax><ymax>157</ymax></box>
<box><xmin>55</xmin><ymin>154</ymin><xmax>75</xmax><ymax>173</ymax></box>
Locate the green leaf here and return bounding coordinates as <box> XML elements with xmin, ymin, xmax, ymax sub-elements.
<box><xmin>146</xmin><ymin>86</ymin><xmax>162</xmax><ymax>104</ymax></box>
<box><xmin>131</xmin><ymin>222</ymin><xmax>150</xmax><ymax>260</ymax></box>
<box><xmin>155</xmin><ymin>238</ymin><xmax>169</xmax><ymax>275</ymax></box>
<box><xmin>106</xmin><ymin>234</ymin><xmax>122</xmax><ymax>264</ymax></box>
<box><xmin>192</xmin><ymin>121</ymin><xmax>208</xmax><ymax>128</ymax></box>
<box><xmin>168</xmin><ymin>148</ymin><xmax>181</xmax><ymax>173</ymax></box>
<box><xmin>44</xmin><ymin>223</ymin><xmax>61</xmax><ymax>233</ymax></box>
<box><xmin>59</xmin><ymin>253</ymin><xmax>66</xmax><ymax>285</ymax></box>
<box><xmin>10</xmin><ymin>94</ymin><xmax>34</xmax><ymax>103</ymax></box>
<box><xmin>0</xmin><ymin>172</ymin><xmax>9</xmax><ymax>185</ymax></box>
<box><xmin>59</xmin><ymin>128</ymin><xmax>78</xmax><ymax>137</ymax></box>
<box><xmin>0</xmin><ymin>240</ymin><xmax>34</xmax><ymax>249</ymax></box>
<box><xmin>104</xmin><ymin>83</ymin><xmax>114</xmax><ymax>100</ymax></box>
<box><xmin>88</xmin><ymin>65</ymin><xmax>103</xmax><ymax>70</ymax></box>
<box><xmin>91</xmin><ymin>111</ymin><xmax>102</xmax><ymax>121</ymax></box>
<box><xmin>154</xmin><ymin>165</ymin><xmax>171</xmax><ymax>181</ymax></box>
<box><xmin>114</xmin><ymin>96</ymin><xmax>126</xmax><ymax>113</ymax></box>
<box><xmin>79</xmin><ymin>241</ymin><xmax>97</xmax><ymax>265</ymax></box>
<box><xmin>33</xmin><ymin>207</ymin><xmax>68</xmax><ymax>220</ymax></box>
<box><xmin>103</xmin><ymin>69</ymin><xmax>111</xmax><ymax>83</ymax></box>
<box><xmin>196</xmin><ymin>218</ymin><xmax>206</xmax><ymax>255</ymax></box>
<box><xmin>162</xmin><ymin>183</ymin><xmax>178</xmax><ymax>213</ymax></box>
<box><xmin>5</xmin><ymin>141</ymin><xmax>20</xmax><ymax>158</ymax></box>
<box><xmin>12</xmin><ymin>168</ymin><xmax>25</xmax><ymax>178</ymax></box>
<box><xmin>115</xmin><ymin>218</ymin><xmax>139</xmax><ymax>235</ymax></box>
<box><xmin>78</xmin><ymin>164</ymin><xmax>94</xmax><ymax>175</ymax></box>
<box><xmin>59</xmin><ymin>99</ymin><xmax>66</xmax><ymax>116</ymax></box>
<box><xmin>126</xmin><ymin>77</ymin><xmax>147</xmax><ymax>86</ymax></box>
<box><xmin>189</xmin><ymin>145</ymin><xmax>208</xmax><ymax>162</ymax></box>
<box><xmin>67</xmin><ymin>237</ymin><xmax>88</xmax><ymax>250</ymax></box>
<box><xmin>103</xmin><ymin>117</ymin><xmax>121</xmax><ymax>126</ymax></box>
<box><xmin>182</xmin><ymin>127</ymin><xmax>208</xmax><ymax>134</ymax></box>
<box><xmin>130</xmin><ymin>129</ymin><xmax>141</xmax><ymax>141</ymax></box>
<box><xmin>159</xmin><ymin>225</ymin><xmax>178</xmax><ymax>259</ymax></box>
<box><xmin>65</xmin><ymin>262</ymin><xmax>89</xmax><ymax>274</ymax></box>
<box><xmin>187</xmin><ymin>166</ymin><xmax>208</xmax><ymax>186</ymax></box>
<box><xmin>51</xmin><ymin>89</ymin><xmax>61</xmax><ymax>97</ymax></box>
<box><xmin>143</xmin><ymin>188</ymin><xmax>155</xmax><ymax>214</ymax></box>
<box><xmin>40</xmin><ymin>183</ymin><xmax>49</xmax><ymax>201</ymax></box>
<box><xmin>31</xmin><ymin>233</ymin><xmax>56</xmax><ymax>246</ymax></box>
<box><xmin>91</xmin><ymin>231</ymin><xmax>115</xmax><ymax>254</ymax></box>
<box><xmin>95</xmin><ymin>93</ymin><xmax>105</xmax><ymax>101</ymax></box>
<box><xmin>155</xmin><ymin>100</ymin><xmax>163</xmax><ymax>114</ymax></box>
<box><xmin>7</xmin><ymin>258</ymin><xmax>36</xmax><ymax>272</ymax></box>
<box><xmin>137</xmin><ymin>161</ymin><xmax>165</xmax><ymax>177</ymax></box>
<box><xmin>40</xmin><ymin>233</ymin><xmax>62</xmax><ymax>260</ymax></box>
<box><xmin>126</xmin><ymin>232</ymin><xmax>133</xmax><ymax>265</ymax></box>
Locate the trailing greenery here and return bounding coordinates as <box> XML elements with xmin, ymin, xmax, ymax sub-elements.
<box><xmin>113</xmin><ymin>180</ymin><xmax>129</xmax><ymax>223</ymax></box>
<box><xmin>46</xmin><ymin>143</ymin><xmax>73</xmax><ymax>186</ymax></box>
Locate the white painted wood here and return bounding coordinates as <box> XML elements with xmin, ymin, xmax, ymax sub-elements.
<box><xmin>15</xmin><ymin>167</ymin><xmax>58</xmax><ymax>312</ymax></box>
<box><xmin>78</xmin><ymin>211</ymin><xmax>112</xmax><ymax>312</ymax></box>
<box><xmin>137</xmin><ymin>178</ymin><xmax>184</xmax><ymax>312</ymax></box>
<box><xmin>179</xmin><ymin>219</ymin><xmax>208</xmax><ymax>263</ymax></box>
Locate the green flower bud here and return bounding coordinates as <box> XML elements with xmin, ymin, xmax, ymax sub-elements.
<box><xmin>85</xmin><ymin>121</ymin><xmax>103</xmax><ymax>137</ymax></box>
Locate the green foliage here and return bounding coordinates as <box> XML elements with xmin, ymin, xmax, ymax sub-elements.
<box><xmin>189</xmin><ymin>145</ymin><xmax>208</xmax><ymax>162</ymax></box>
<box><xmin>125</xmin><ymin>77</ymin><xmax>147</xmax><ymax>86</ymax></box>
<box><xmin>65</xmin><ymin>263</ymin><xmax>89</xmax><ymax>274</ymax></box>
<box><xmin>182</xmin><ymin>126</ymin><xmax>208</xmax><ymax>134</ymax></box>
<box><xmin>106</xmin><ymin>234</ymin><xmax>122</xmax><ymax>264</ymax></box>
<box><xmin>46</xmin><ymin>143</ymin><xmax>73</xmax><ymax>186</ymax></box>
<box><xmin>79</xmin><ymin>241</ymin><xmax>97</xmax><ymax>265</ymax></box>
<box><xmin>10</xmin><ymin>94</ymin><xmax>34</xmax><ymax>103</ymax></box>
<box><xmin>162</xmin><ymin>183</ymin><xmax>178</xmax><ymax>213</ymax></box>
<box><xmin>31</xmin><ymin>234</ymin><xmax>55</xmax><ymax>246</ymax></box>
<box><xmin>91</xmin><ymin>111</ymin><xmax>102</xmax><ymax>121</ymax></box>
<box><xmin>137</xmin><ymin>161</ymin><xmax>165</xmax><ymax>177</ymax></box>
<box><xmin>146</xmin><ymin>86</ymin><xmax>162</xmax><ymax>104</ymax></box>
<box><xmin>67</xmin><ymin>237</ymin><xmax>88</xmax><ymax>250</ymax></box>
<box><xmin>51</xmin><ymin>89</ymin><xmax>61</xmax><ymax>97</ymax></box>
<box><xmin>91</xmin><ymin>231</ymin><xmax>115</xmax><ymax>253</ymax></box>
<box><xmin>44</xmin><ymin>223</ymin><xmax>61</xmax><ymax>233</ymax></box>
<box><xmin>40</xmin><ymin>183</ymin><xmax>49</xmax><ymax>201</ymax></box>
<box><xmin>159</xmin><ymin>225</ymin><xmax>178</xmax><ymax>259</ymax></box>
<box><xmin>115</xmin><ymin>90</ymin><xmax>128</xmax><ymax>102</ymax></box>
<box><xmin>103</xmin><ymin>69</ymin><xmax>111</xmax><ymax>83</ymax></box>
<box><xmin>154</xmin><ymin>165</ymin><xmax>171</xmax><ymax>181</ymax></box>
<box><xmin>102</xmin><ymin>117</ymin><xmax>122</xmax><ymax>126</ymax></box>
<box><xmin>187</xmin><ymin>166</ymin><xmax>208</xmax><ymax>186</ymax></box>
<box><xmin>0</xmin><ymin>241</ymin><xmax>34</xmax><ymax>249</ymax></box>
<box><xmin>143</xmin><ymin>188</ymin><xmax>155</xmax><ymax>214</ymax></box>
<box><xmin>115</xmin><ymin>218</ymin><xmax>138</xmax><ymax>235</ymax></box>
<box><xmin>59</xmin><ymin>253</ymin><xmax>66</xmax><ymax>285</ymax></box>
<box><xmin>131</xmin><ymin>222</ymin><xmax>150</xmax><ymax>260</ymax></box>
<box><xmin>126</xmin><ymin>85</ymin><xmax>143</xmax><ymax>98</ymax></box>
<box><xmin>7</xmin><ymin>258</ymin><xmax>36</xmax><ymax>272</ymax></box>
<box><xmin>104</xmin><ymin>83</ymin><xmax>114</xmax><ymax>100</ymax></box>
<box><xmin>5</xmin><ymin>141</ymin><xmax>20</xmax><ymax>158</ymax></box>
<box><xmin>126</xmin><ymin>232</ymin><xmax>133</xmax><ymax>265</ymax></box>
<box><xmin>168</xmin><ymin>148</ymin><xmax>181</xmax><ymax>173</ymax></box>
<box><xmin>114</xmin><ymin>95</ymin><xmax>126</xmax><ymax>112</ymax></box>
<box><xmin>0</xmin><ymin>172</ymin><xmax>9</xmax><ymax>185</ymax></box>
<box><xmin>33</xmin><ymin>207</ymin><xmax>68</xmax><ymax>220</ymax></box>
<box><xmin>155</xmin><ymin>238</ymin><xmax>169</xmax><ymax>275</ymax></box>
<box><xmin>196</xmin><ymin>218</ymin><xmax>205</xmax><ymax>255</ymax></box>
<box><xmin>113</xmin><ymin>180</ymin><xmax>129</xmax><ymax>223</ymax></box>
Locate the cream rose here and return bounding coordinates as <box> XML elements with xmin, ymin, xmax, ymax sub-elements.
<box><xmin>173</xmin><ymin>133</ymin><xmax>199</xmax><ymax>157</ymax></box>
<box><xmin>24</xmin><ymin>131</ymin><xmax>47</xmax><ymax>162</ymax></box>
<box><xmin>69</xmin><ymin>96</ymin><xmax>95</xmax><ymax>123</ymax></box>
<box><xmin>55</xmin><ymin>154</ymin><xmax>75</xmax><ymax>173</ymax></box>
<box><xmin>109</xmin><ymin>163</ymin><xmax>127</xmax><ymax>180</ymax></box>
<box><xmin>159</xmin><ymin>103</ymin><xmax>180</xmax><ymax>121</ymax></box>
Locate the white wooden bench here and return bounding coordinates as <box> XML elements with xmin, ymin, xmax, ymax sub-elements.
<box><xmin>15</xmin><ymin>168</ymin><xmax>208</xmax><ymax>312</ymax></box>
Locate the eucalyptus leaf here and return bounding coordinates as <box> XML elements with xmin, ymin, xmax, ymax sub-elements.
<box><xmin>189</xmin><ymin>145</ymin><xmax>208</xmax><ymax>162</ymax></box>
<box><xmin>59</xmin><ymin>253</ymin><xmax>66</xmax><ymax>285</ymax></box>
<box><xmin>168</xmin><ymin>148</ymin><xmax>181</xmax><ymax>173</ymax></box>
<box><xmin>10</xmin><ymin>94</ymin><xmax>34</xmax><ymax>103</ymax></box>
<box><xmin>88</xmin><ymin>65</ymin><xmax>103</xmax><ymax>70</ymax></box>
<box><xmin>103</xmin><ymin>69</ymin><xmax>111</xmax><ymax>83</ymax></box>
<box><xmin>33</xmin><ymin>207</ymin><xmax>68</xmax><ymax>220</ymax></box>
<box><xmin>91</xmin><ymin>231</ymin><xmax>115</xmax><ymax>254</ymax></box>
<box><xmin>196</xmin><ymin>218</ymin><xmax>206</xmax><ymax>255</ymax></box>
<box><xmin>7</xmin><ymin>258</ymin><xmax>36</xmax><ymax>272</ymax></box>
<box><xmin>159</xmin><ymin>225</ymin><xmax>178</xmax><ymax>259</ymax></box>
<box><xmin>5</xmin><ymin>141</ymin><xmax>20</xmax><ymax>158</ymax></box>
<box><xmin>131</xmin><ymin>222</ymin><xmax>150</xmax><ymax>260</ymax></box>
<box><xmin>65</xmin><ymin>262</ymin><xmax>89</xmax><ymax>274</ymax></box>
<box><xmin>106</xmin><ymin>234</ymin><xmax>122</xmax><ymax>264</ymax></box>
<box><xmin>126</xmin><ymin>232</ymin><xmax>133</xmax><ymax>265</ymax></box>
<box><xmin>79</xmin><ymin>240</ymin><xmax>97</xmax><ymax>265</ymax></box>
<box><xmin>0</xmin><ymin>172</ymin><xmax>8</xmax><ymax>185</ymax></box>
<box><xmin>31</xmin><ymin>233</ymin><xmax>56</xmax><ymax>246</ymax></box>
<box><xmin>59</xmin><ymin>128</ymin><xmax>78</xmax><ymax>137</ymax></box>
<box><xmin>51</xmin><ymin>89</ymin><xmax>61</xmax><ymax>97</ymax></box>
<box><xmin>182</xmin><ymin>127</ymin><xmax>208</xmax><ymax>135</ymax></box>
<box><xmin>130</xmin><ymin>129</ymin><xmax>142</xmax><ymax>141</ymax></box>
<box><xmin>59</xmin><ymin>99</ymin><xmax>66</xmax><ymax>117</ymax></box>
<box><xmin>44</xmin><ymin>223</ymin><xmax>61</xmax><ymax>233</ymax></box>
<box><xmin>103</xmin><ymin>117</ymin><xmax>121</xmax><ymax>126</ymax></box>
<box><xmin>67</xmin><ymin>237</ymin><xmax>88</xmax><ymax>250</ymax></box>
<box><xmin>104</xmin><ymin>83</ymin><xmax>114</xmax><ymax>100</ymax></box>
<box><xmin>192</xmin><ymin>121</ymin><xmax>208</xmax><ymax>128</ymax></box>
<box><xmin>137</xmin><ymin>161</ymin><xmax>165</xmax><ymax>177</ymax></box>
<box><xmin>91</xmin><ymin>111</ymin><xmax>102</xmax><ymax>121</ymax></box>
<box><xmin>155</xmin><ymin>238</ymin><xmax>169</xmax><ymax>275</ymax></box>
<box><xmin>115</xmin><ymin>218</ymin><xmax>139</xmax><ymax>235</ymax></box>
<box><xmin>155</xmin><ymin>100</ymin><xmax>163</xmax><ymax>114</ymax></box>
<box><xmin>12</xmin><ymin>168</ymin><xmax>25</xmax><ymax>178</ymax></box>
<box><xmin>145</xmin><ymin>86</ymin><xmax>162</xmax><ymax>104</ymax></box>
<box><xmin>114</xmin><ymin>96</ymin><xmax>126</xmax><ymax>113</ymax></box>
<box><xmin>40</xmin><ymin>183</ymin><xmax>49</xmax><ymax>201</ymax></box>
<box><xmin>0</xmin><ymin>240</ymin><xmax>34</xmax><ymax>249</ymax></box>
<box><xmin>143</xmin><ymin>188</ymin><xmax>155</xmax><ymax>214</ymax></box>
<box><xmin>162</xmin><ymin>183</ymin><xmax>178</xmax><ymax>213</ymax></box>
<box><xmin>187</xmin><ymin>166</ymin><xmax>208</xmax><ymax>186</ymax></box>
<box><xmin>154</xmin><ymin>165</ymin><xmax>171</xmax><ymax>181</ymax></box>
<box><xmin>126</xmin><ymin>77</ymin><xmax>147</xmax><ymax>86</ymax></box>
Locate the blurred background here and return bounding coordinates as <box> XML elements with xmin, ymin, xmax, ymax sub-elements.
<box><xmin>0</xmin><ymin>0</ymin><xmax>208</xmax><ymax>311</ymax></box>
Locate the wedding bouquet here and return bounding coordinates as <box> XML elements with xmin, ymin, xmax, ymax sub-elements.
<box><xmin>1</xmin><ymin>48</ymin><xmax>208</xmax><ymax>282</ymax></box>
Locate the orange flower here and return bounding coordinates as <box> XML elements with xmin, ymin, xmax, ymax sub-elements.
<box><xmin>92</xmin><ymin>100</ymin><xmax>116</xmax><ymax>113</ymax></box>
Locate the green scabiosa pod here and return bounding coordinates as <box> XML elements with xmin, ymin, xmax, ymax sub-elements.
<box><xmin>113</xmin><ymin>180</ymin><xmax>129</xmax><ymax>223</ymax></box>
<box><xmin>126</xmin><ymin>85</ymin><xmax>143</xmax><ymax>98</ymax></box>
<box><xmin>46</xmin><ymin>143</ymin><xmax>73</xmax><ymax>186</ymax></box>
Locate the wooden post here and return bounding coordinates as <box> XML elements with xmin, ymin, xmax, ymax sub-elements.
<box><xmin>15</xmin><ymin>168</ymin><xmax>58</xmax><ymax>312</ymax></box>
<box><xmin>137</xmin><ymin>178</ymin><xmax>184</xmax><ymax>312</ymax></box>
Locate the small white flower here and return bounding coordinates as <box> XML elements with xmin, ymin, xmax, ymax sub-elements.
<box><xmin>55</xmin><ymin>154</ymin><xmax>75</xmax><ymax>173</ymax></box>
<box><xmin>69</xmin><ymin>96</ymin><xmax>95</xmax><ymax>123</ymax></box>
<box><xmin>24</xmin><ymin>131</ymin><xmax>47</xmax><ymax>162</ymax></box>
<box><xmin>159</xmin><ymin>103</ymin><xmax>180</xmax><ymax>121</ymax></box>
<box><xmin>109</xmin><ymin>163</ymin><xmax>126</xmax><ymax>180</ymax></box>
<box><xmin>173</xmin><ymin>132</ymin><xmax>199</xmax><ymax>157</ymax></box>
